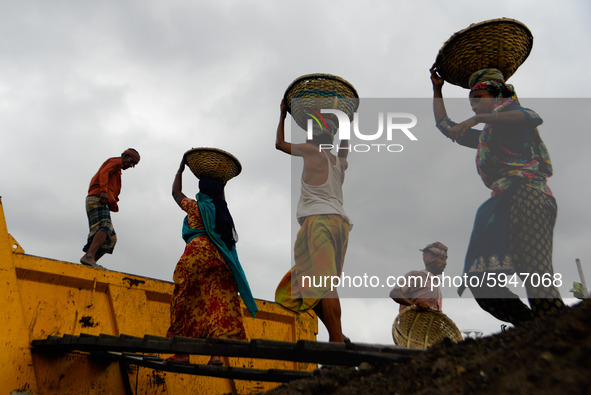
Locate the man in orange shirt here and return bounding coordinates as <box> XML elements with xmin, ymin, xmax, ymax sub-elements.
<box><xmin>80</xmin><ymin>149</ymin><xmax>140</xmax><ymax>268</ymax></box>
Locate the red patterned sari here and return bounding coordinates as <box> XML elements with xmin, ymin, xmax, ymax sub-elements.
<box><xmin>167</xmin><ymin>198</ymin><xmax>247</xmax><ymax>340</ymax></box>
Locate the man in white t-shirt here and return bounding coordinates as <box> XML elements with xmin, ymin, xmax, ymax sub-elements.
<box><xmin>274</xmin><ymin>98</ymin><xmax>352</xmax><ymax>343</ymax></box>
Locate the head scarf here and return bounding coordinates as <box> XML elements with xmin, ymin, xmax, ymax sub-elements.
<box><xmin>468</xmin><ymin>68</ymin><xmax>505</xmax><ymax>89</ymax></box>
<box><xmin>420</xmin><ymin>242</ymin><xmax>448</xmax><ymax>265</ymax></box>
<box><xmin>199</xmin><ymin>178</ymin><xmax>238</xmax><ymax>249</ymax></box>
<box><xmin>122</xmin><ymin>148</ymin><xmax>141</xmax><ymax>164</ymax></box>
<box><xmin>468</xmin><ymin>68</ymin><xmax>519</xmax><ymax>111</ymax></box>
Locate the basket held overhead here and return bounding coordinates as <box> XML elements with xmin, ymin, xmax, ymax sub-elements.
<box><xmin>284</xmin><ymin>73</ymin><xmax>359</xmax><ymax>132</ymax></box>
<box><xmin>184</xmin><ymin>147</ymin><xmax>241</xmax><ymax>185</ymax></box>
<box><xmin>392</xmin><ymin>305</ymin><xmax>463</xmax><ymax>350</ymax></box>
<box><xmin>435</xmin><ymin>18</ymin><xmax>533</xmax><ymax>88</ymax></box>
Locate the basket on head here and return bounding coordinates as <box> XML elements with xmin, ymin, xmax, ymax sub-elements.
<box><xmin>284</xmin><ymin>73</ymin><xmax>359</xmax><ymax>132</ymax></box>
<box><xmin>435</xmin><ymin>18</ymin><xmax>533</xmax><ymax>89</ymax></box>
<box><xmin>184</xmin><ymin>147</ymin><xmax>241</xmax><ymax>185</ymax></box>
<box><xmin>392</xmin><ymin>305</ymin><xmax>462</xmax><ymax>350</ymax></box>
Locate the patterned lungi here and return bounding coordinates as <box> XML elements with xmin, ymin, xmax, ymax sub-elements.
<box><xmin>275</xmin><ymin>214</ymin><xmax>350</xmax><ymax>313</ymax></box>
<box><xmin>83</xmin><ymin>194</ymin><xmax>117</xmax><ymax>255</ymax></box>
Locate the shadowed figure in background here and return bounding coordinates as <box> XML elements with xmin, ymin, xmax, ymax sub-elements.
<box><xmin>80</xmin><ymin>148</ymin><xmax>140</xmax><ymax>268</ymax></box>
<box><xmin>390</xmin><ymin>242</ymin><xmax>448</xmax><ymax>312</ymax></box>
<box><xmin>430</xmin><ymin>66</ymin><xmax>564</xmax><ymax>326</ymax></box>
<box><xmin>274</xmin><ymin>98</ymin><xmax>352</xmax><ymax>343</ymax></box>
<box><xmin>166</xmin><ymin>157</ymin><xmax>257</xmax><ymax>366</ymax></box>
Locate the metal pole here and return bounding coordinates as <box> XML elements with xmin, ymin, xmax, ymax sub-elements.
<box><xmin>575</xmin><ymin>258</ymin><xmax>590</xmax><ymax>299</ymax></box>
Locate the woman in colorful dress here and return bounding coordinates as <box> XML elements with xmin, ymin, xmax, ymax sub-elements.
<box><xmin>430</xmin><ymin>66</ymin><xmax>564</xmax><ymax>326</ymax></box>
<box><xmin>166</xmin><ymin>157</ymin><xmax>257</xmax><ymax>365</ymax></box>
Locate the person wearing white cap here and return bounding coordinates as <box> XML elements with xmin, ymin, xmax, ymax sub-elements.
<box><xmin>390</xmin><ymin>242</ymin><xmax>448</xmax><ymax>312</ymax></box>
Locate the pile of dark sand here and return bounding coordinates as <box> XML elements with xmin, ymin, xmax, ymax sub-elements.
<box><xmin>267</xmin><ymin>300</ymin><xmax>591</xmax><ymax>394</ymax></box>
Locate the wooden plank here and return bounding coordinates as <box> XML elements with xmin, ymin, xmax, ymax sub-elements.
<box><xmin>32</xmin><ymin>333</ymin><xmax>423</xmax><ymax>366</ymax></box>
<box><xmin>95</xmin><ymin>351</ymin><xmax>312</xmax><ymax>383</ymax></box>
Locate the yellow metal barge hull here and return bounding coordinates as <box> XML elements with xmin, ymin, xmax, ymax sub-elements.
<box><xmin>0</xmin><ymin>197</ymin><xmax>317</xmax><ymax>394</ymax></box>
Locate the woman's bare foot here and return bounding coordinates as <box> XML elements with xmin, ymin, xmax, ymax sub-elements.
<box><xmin>207</xmin><ymin>356</ymin><xmax>223</xmax><ymax>366</ymax></box>
<box><xmin>164</xmin><ymin>354</ymin><xmax>190</xmax><ymax>364</ymax></box>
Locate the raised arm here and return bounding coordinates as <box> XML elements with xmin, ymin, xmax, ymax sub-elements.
<box><xmin>275</xmin><ymin>98</ymin><xmax>318</xmax><ymax>158</ymax></box>
<box><xmin>275</xmin><ymin>98</ymin><xmax>292</xmax><ymax>155</ymax></box>
<box><xmin>172</xmin><ymin>158</ymin><xmax>188</xmax><ymax>208</ymax></box>
<box><xmin>338</xmin><ymin>138</ymin><xmax>349</xmax><ymax>160</ymax></box>
<box><xmin>430</xmin><ymin>66</ymin><xmax>480</xmax><ymax>148</ymax></box>
<box><xmin>337</xmin><ymin>138</ymin><xmax>349</xmax><ymax>175</ymax></box>
<box><xmin>430</xmin><ymin>65</ymin><xmax>449</xmax><ymax>123</ymax></box>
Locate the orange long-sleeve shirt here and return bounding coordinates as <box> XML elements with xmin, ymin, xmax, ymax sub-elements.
<box><xmin>87</xmin><ymin>157</ymin><xmax>123</xmax><ymax>212</ymax></box>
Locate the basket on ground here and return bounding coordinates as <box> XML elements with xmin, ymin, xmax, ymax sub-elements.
<box><xmin>284</xmin><ymin>73</ymin><xmax>359</xmax><ymax>132</ymax></box>
<box><xmin>392</xmin><ymin>305</ymin><xmax>462</xmax><ymax>349</ymax></box>
<box><xmin>435</xmin><ymin>18</ymin><xmax>533</xmax><ymax>89</ymax></box>
<box><xmin>184</xmin><ymin>147</ymin><xmax>241</xmax><ymax>184</ymax></box>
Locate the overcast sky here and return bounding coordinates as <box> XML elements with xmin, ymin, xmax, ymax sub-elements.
<box><xmin>1</xmin><ymin>0</ymin><xmax>590</xmax><ymax>344</ymax></box>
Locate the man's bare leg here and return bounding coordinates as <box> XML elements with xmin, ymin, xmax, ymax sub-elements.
<box><xmin>313</xmin><ymin>291</ymin><xmax>344</xmax><ymax>343</ymax></box>
<box><xmin>80</xmin><ymin>230</ymin><xmax>107</xmax><ymax>266</ymax></box>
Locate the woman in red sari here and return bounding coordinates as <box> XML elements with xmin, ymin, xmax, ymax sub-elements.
<box><xmin>166</xmin><ymin>157</ymin><xmax>257</xmax><ymax>365</ymax></box>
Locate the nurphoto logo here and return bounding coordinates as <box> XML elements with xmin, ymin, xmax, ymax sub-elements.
<box><xmin>306</xmin><ymin>108</ymin><xmax>418</xmax><ymax>153</ymax></box>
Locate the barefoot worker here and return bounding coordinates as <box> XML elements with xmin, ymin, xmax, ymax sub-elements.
<box><xmin>166</xmin><ymin>151</ymin><xmax>257</xmax><ymax>366</ymax></box>
<box><xmin>274</xmin><ymin>98</ymin><xmax>352</xmax><ymax>343</ymax></box>
<box><xmin>390</xmin><ymin>242</ymin><xmax>448</xmax><ymax>312</ymax></box>
<box><xmin>430</xmin><ymin>66</ymin><xmax>564</xmax><ymax>325</ymax></box>
<box><xmin>80</xmin><ymin>148</ymin><xmax>140</xmax><ymax>268</ymax></box>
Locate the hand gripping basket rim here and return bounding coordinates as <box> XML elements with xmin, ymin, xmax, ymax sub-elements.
<box><xmin>435</xmin><ymin>18</ymin><xmax>533</xmax><ymax>89</ymax></box>
<box><xmin>184</xmin><ymin>147</ymin><xmax>242</xmax><ymax>184</ymax></box>
<box><xmin>392</xmin><ymin>305</ymin><xmax>463</xmax><ymax>349</ymax></box>
<box><xmin>283</xmin><ymin>73</ymin><xmax>360</xmax><ymax>131</ymax></box>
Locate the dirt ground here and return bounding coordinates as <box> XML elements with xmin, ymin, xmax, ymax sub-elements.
<box><xmin>267</xmin><ymin>300</ymin><xmax>591</xmax><ymax>394</ymax></box>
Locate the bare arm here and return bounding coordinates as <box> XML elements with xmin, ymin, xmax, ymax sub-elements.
<box><xmin>389</xmin><ymin>287</ymin><xmax>413</xmax><ymax>306</ymax></box>
<box><xmin>338</xmin><ymin>139</ymin><xmax>349</xmax><ymax>160</ymax></box>
<box><xmin>275</xmin><ymin>98</ymin><xmax>319</xmax><ymax>158</ymax></box>
<box><xmin>390</xmin><ymin>287</ymin><xmax>431</xmax><ymax>310</ymax></box>
<box><xmin>275</xmin><ymin>98</ymin><xmax>292</xmax><ymax>155</ymax></box>
<box><xmin>172</xmin><ymin>158</ymin><xmax>187</xmax><ymax>208</ymax></box>
<box><xmin>449</xmin><ymin>110</ymin><xmax>533</xmax><ymax>141</ymax></box>
<box><xmin>477</xmin><ymin>110</ymin><xmax>529</xmax><ymax>124</ymax></box>
<box><xmin>432</xmin><ymin>65</ymin><xmax>539</xmax><ymax>142</ymax></box>
<box><xmin>430</xmin><ymin>65</ymin><xmax>448</xmax><ymax>123</ymax></box>
<box><xmin>430</xmin><ymin>66</ymin><xmax>480</xmax><ymax>148</ymax></box>
<box><xmin>389</xmin><ymin>271</ymin><xmax>431</xmax><ymax>310</ymax></box>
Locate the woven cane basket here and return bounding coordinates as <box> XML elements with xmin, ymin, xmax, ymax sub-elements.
<box><xmin>392</xmin><ymin>305</ymin><xmax>462</xmax><ymax>350</ymax></box>
<box><xmin>435</xmin><ymin>18</ymin><xmax>533</xmax><ymax>89</ymax></box>
<box><xmin>284</xmin><ymin>73</ymin><xmax>359</xmax><ymax>131</ymax></box>
<box><xmin>184</xmin><ymin>147</ymin><xmax>241</xmax><ymax>184</ymax></box>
